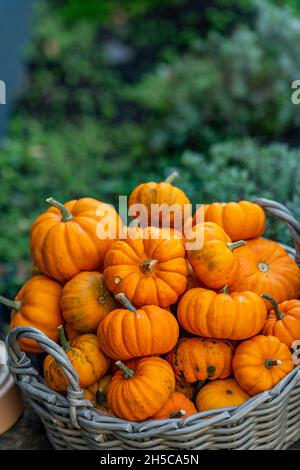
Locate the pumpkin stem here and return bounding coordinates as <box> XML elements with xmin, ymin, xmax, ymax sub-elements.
<box><xmin>140</xmin><ymin>259</ymin><xmax>158</xmax><ymax>274</ymax></box>
<box><xmin>265</xmin><ymin>359</ymin><xmax>282</xmax><ymax>369</ymax></box>
<box><xmin>58</xmin><ymin>325</ymin><xmax>71</xmax><ymax>352</ymax></box>
<box><xmin>164</xmin><ymin>171</ymin><xmax>179</xmax><ymax>184</ymax></box>
<box><xmin>170</xmin><ymin>409</ymin><xmax>186</xmax><ymax>418</ymax></box>
<box><xmin>115</xmin><ymin>293</ymin><xmax>136</xmax><ymax>312</ymax></box>
<box><xmin>261</xmin><ymin>294</ymin><xmax>285</xmax><ymax>320</ymax></box>
<box><xmin>115</xmin><ymin>361</ymin><xmax>134</xmax><ymax>379</ymax></box>
<box><xmin>219</xmin><ymin>285</ymin><xmax>229</xmax><ymax>295</ymax></box>
<box><xmin>227</xmin><ymin>240</ymin><xmax>246</xmax><ymax>251</ymax></box>
<box><xmin>0</xmin><ymin>296</ymin><xmax>22</xmax><ymax>311</ymax></box>
<box><xmin>46</xmin><ymin>197</ymin><xmax>73</xmax><ymax>222</ymax></box>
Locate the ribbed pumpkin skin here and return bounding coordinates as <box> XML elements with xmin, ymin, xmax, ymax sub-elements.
<box><xmin>151</xmin><ymin>392</ymin><xmax>197</xmax><ymax>419</ymax></box>
<box><xmin>195</xmin><ymin>201</ymin><xmax>266</xmax><ymax>241</ymax></box>
<box><xmin>166</xmin><ymin>337</ymin><xmax>234</xmax><ymax>383</ymax></box>
<box><xmin>9</xmin><ymin>275</ymin><xmax>63</xmax><ymax>353</ymax></box>
<box><xmin>178</xmin><ymin>287</ymin><xmax>267</xmax><ymax>340</ymax></box>
<box><xmin>44</xmin><ymin>334</ymin><xmax>110</xmax><ymax>392</ymax></box>
<box><xmin>107</xmin><ymin>357</ymin><xmax>175</xmax><ymax>421</ymax></box>
<box><xmin>262</xmin><ymin>299</ymin><xmax>300</xmax><ymax>348</ymax></box>
<box><xmin>30</xmin><ymin>198</ymin><xmax>123</xmax><ymax>283</ymax></box>
<box><xmin>61</xmin><ymin>271</ymin><xmax>118</xmax><ymax>333</ymax></box>
<box><xmin>196</xmin><ymin>378</ymin><xmax>250</xmax><ymax>412</ymax></box>
<box><xmin>233</xmin><ymin>335</ymin><xmax>294</xmax><ymax>396</ymax></box>
<box><xmin>97</xmin><ymin>304</ymin><xmax>179</xmax><ymax>360</ymax></box>
<box><xmin>187</xmin><ymin>239</ymin><xmax>241</xmax><ymax>289</ymax></box>
<box><xmin>103</xmin><ymin>226</ymin><xmax>188</xmax><ymax>308</ymax></box>
<box><xmin>129</xmin><ymin>181</ymin><xmax>190</xmax><ymax>228</ymax></box>
<box><xmin>230</xmin><ymin>239</ymin><xmax>300</xmax><ymax>305</ymax></box>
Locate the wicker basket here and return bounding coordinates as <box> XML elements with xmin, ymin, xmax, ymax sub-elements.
<box><xmin>6</xmin><ymin>198</ymin><xmax>300</xmax><ymax>450</ymax></box>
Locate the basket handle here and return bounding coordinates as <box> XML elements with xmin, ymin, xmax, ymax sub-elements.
<box><xmin>254</xmin><ymin>198</ymin><xmax>300</xmax><ymax>266</ymax></box>
<box><xmin>6</xmin><ymin>326</ymin><xmax>87</xmax><ymax>428</ymax></box>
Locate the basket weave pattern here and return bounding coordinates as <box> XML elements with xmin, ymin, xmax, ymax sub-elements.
<box><xmin>6</xmin><ymin>198</ymin><xmax>300</xmax><ymax>450</ymax></box>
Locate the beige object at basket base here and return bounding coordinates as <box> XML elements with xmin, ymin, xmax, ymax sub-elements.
<box><xmin>0</xmin><ymin>352</ymin><xmax>24</xmax><ymax>434</ymax></box>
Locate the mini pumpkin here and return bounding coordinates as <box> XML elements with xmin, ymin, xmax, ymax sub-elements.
<box><xmin>233</xmin><ymin>335</ymin><xmax>294</xmax><ymax>396</ymax></box>
<box><xmin>30</xmin><ymin>197</ymin><xmax>123</xmax><ymax>283</ymax></box>
<box><xmin>166</xmin><ymin>337</ymin><xmax>234</xmax><ymax>383</ymax></box>
<box><xmin>97</xmin><ymin>293</ymin><xmax>179</xmax><ymax>360</ymax></box>
<box><xmin>196</xmin><ymin>378</ymin><xmax>250</xmax><ymax>412</ymax></box>
<box><xmin>262</xmin><ymin>294</ymin><xmax>300</xmax><ymax>348</ymax></box>
<box><xmin>103</xmin><ymin>226</ymin><xmax>188</xmax><ymax>308</ymax></box>
<box><xmin>107</xmin><ymin>357</ymin><xmax>175</xmax><ymax>421</ymax></box>
<box><xmin>151</xmin><ymin>392</ymin><xmax>197</xmax><ymax>420</ymax></box>
<box><xmin>44</xmin><ymin>327</ymin><xmax>110</xmax><ymax>392</ymax></box>
<box><xmin>178</xmin><ymin>287</ymin><xmax>267</xmax><ymax>340</ymax></box>
<box><xmin>4</xmin><ymin>275</ymin><xmax>63</xmax><ymax>353</ymax></box>
<box><xmin>128</xmin><ymin>172</ymin><xmax>190</xmax><ymax>229</ymax></box>
<box><xmin>83</xmin><ymin>374</ymin><xmax>113</xmax><ymax>415</ymax></box>
<box><xmin>186</xmin><ymin>237</ymin><xmax>245</xmax><ymax>289</ymax></box>
<box><xmin>61</xmin><ymin>271</ymin><xmax>118</xmax><ymax>333</ymax></box>
<box><xmin>230</xmin><ymin>239</ymin><xmax>300</xmax><ymax>305</ymax></box>
<box><xmin>193</xmin><ymin>201</ymin><xmax>266</xmax><ymax>241</ymax></box>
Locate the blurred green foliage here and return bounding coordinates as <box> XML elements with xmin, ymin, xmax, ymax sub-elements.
<box><xmin>0</xmin><ymin>0</ymin><xmax>300</xmax><ymax>300</ymax></box>
<box><xmin>126</xmin><ymin>0</ymin><xmax>300</xmax><ymax>150</ymax></box>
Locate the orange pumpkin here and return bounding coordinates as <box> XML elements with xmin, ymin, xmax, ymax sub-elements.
<box><xmin>151</xmin><ymin>392</ymin><xmax>197</xmax><ymax>419</ymax></box>
<box><xmin>30</xmin><ymin>197</ymin><xmax>123</xmax><ymax>283</ymax></box>
<box><xmin>166</xmin><ymin>337</ymin><xmax>234</xmax><ymax>383</ymax></box>
<box><xmin>83</xmin><ymin>374</ymin><xmax>113</xmax><ymax>415</ymax></box>
<box><xmin>44</xmin><ymin>327</ymin><xmax>110</xmax><ymax>392</ymax></box>
<box><xmin>194</xmin><ymin>201</ymin><xmax>266</xmax><ymax>241</ymax></box>
<box><xmin>233</xmin><ymin>335</ymin><xmax>294</xmax><ymax>396</ymax></box>
<box><xmin>103</xmin><ymin>226</ymin><xmax>188</xmax><ymax>308</ymax></box>
<box><xmin>128</xmin><ymin>172</ymin><xmax>190</xmax><ymax>229</ymax></box>
<box><xmin>61</xmin><ymin>271</ymin><xmax>118</xmax><ymax>333</ymax></box>
<box><xmin>262</xmin><ymin>294</ymin><xmax>300</xmax><ymax>348</ymax></box>
<box><xmin>4</xmin><ymin>275</ymin><xmax>63</xmax><ymax>353</ymax></box>
<box><xmin>187</xmin><ymin>238</ymin><xmax>245</xmax><ymax>289</ymax></box>
<box><xmin>97</xmin><ymin>293</ymin><xmax>179</xmax><ymax>360</ymax></box>
<box><xmin>107</xmin><ymin>357</ymin><xmax>175</xmax><ymax>421</ymax></box>
<box><xmin>230</xmin><ymin>239</ymin><xmax>300</xmax><ymax>305</ymax></box>
<box><xmin>196</xmin><ymin>378</ymin><xmax>250</xmax><ymax>412</ymax></box>
<box><xmin>178</xmin><ymin>287</ymin><xmax>267</xmax><ymax>340</ymax></box>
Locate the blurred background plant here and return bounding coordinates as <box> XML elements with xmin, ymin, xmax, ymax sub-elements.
<box><xmin>0</xmin><ymin>0</ymin><xmax>300</xmax><ymax>303</ymax></box>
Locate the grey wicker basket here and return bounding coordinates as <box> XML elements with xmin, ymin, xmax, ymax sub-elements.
<box><xmin>6</xmin><ymin>198</ymin><xmax>300</xmax><ymax>450</ymax></box>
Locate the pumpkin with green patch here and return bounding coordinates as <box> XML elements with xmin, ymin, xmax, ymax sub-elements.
<box><xmin>196</xmin><ymin>378</ymin><xmax>251</xmax><ymax>411</ymax></box>
<box><xmin>44</xmin><ymin>326</ymin><xmax>110</xmax><ymax>392</ymax></box>
<box><xmin>166</xmin><ymin>337</ymin><xmax>234</xmax><ymax>384</ymax></box>
<box><xmin>61</xmin><ymin>271</ymin><xmax>118</xmax><ymax>334</ymax></box>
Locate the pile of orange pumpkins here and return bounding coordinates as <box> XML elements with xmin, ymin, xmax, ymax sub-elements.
<box><xmin>3</xmin><ymin>173</ymin><xmax>300</xmax><ymax>422</ymax></box>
